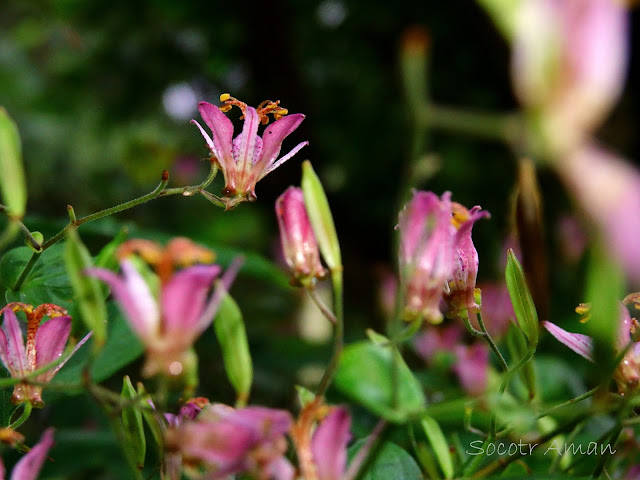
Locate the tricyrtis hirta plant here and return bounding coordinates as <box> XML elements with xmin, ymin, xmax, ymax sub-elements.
<box><xmin>2</xmin><ymin>0</ymin><xmax>640</xmax><ymax>476</ymax></box>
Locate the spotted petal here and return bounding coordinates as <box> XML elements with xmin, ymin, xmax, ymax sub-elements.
<box><xmin>0</xmin><ymin>309</ymin><xmax>28</xmax><ymax>377</ymax></box>
<box><xmin>34</xmin><ymin>316</ymin><xmax>71</xmax><ymax>376</ymax></box>
<box><xmin>196</xmin><ymin>102</ymin><xmax>234</xmax><ymax>165</ymax></box>
<box><xmin>543</xmin><ymin>320</ymin><xmax>593</xmax><ymax>361</ymax></box>
<box><xmin>258</xmin><ymin>114</ymin><xmax>306</xmax><ymax>171</ymax></box>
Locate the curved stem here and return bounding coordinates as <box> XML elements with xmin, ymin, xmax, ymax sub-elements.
<box><xmin>9</xmin><ymin>401</ymin><xmax>32</xmax><ymax>429</ymax></box>
<box><xmin>0</xmin><ymin>205</ymin><xmax>41</xmax><ymax>251</ymax></box>
<box><xmin>314</xmin><ymin>269</ymin><xmax>344</xmax><ymax>399</ymax></box>
<box><xmin>476</xmin><ymin>312</ymin><xmax>509</xmax><ymax>372</ymax></box>
<box><xmin>306</xmin><ymin>288</ymin><xmax>337</xmax><ymax>324</ymax></box>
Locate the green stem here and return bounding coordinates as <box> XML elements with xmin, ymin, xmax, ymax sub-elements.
<box><xmin>0</xmin><ymin>205</ymin><xmax>41</xmax><ymax>251</ymax></box>
<box><xmin>314</xmin><ymin>269</ymin><xmax>344</xmax><ymax>399</ymax></box>
<box><xmin>9</xmin><ymin>401</ymin><xmax>32</xmax><ymax>429</ymax></box>
<box><xmin>306</xmin><ymin>288</ymin><xmax>337</xmax><ymax>324</ymax></box>
<box><xmin>12</xmin><ymin>250</ymin><xmax>40</xmax><ymax>291</ymax></box>
<box><xmin>461</xmin><ymin>311</ymin><xmax>509</xmax><ymax>372</ymax></box>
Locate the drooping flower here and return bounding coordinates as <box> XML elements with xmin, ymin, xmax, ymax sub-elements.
<box><xmin>310</xmin><ymin>407</ymin><xmax>351</xmax><ymax>480</ymax></box>
<box><xmin>0</xmin><ymin>428</ymin><xmax>55</xmax><ymax>480</ymax></box>
<box><xmin>165</xmin><ymin>404</ymin><xmax>294</xmax><ymax>480</ymax></box>
<box><xmin>87</xmin><ymin>238</ymin><xmax>239</xmax><ymax>378</ymax></box>
<box><xmin>557</xmin><ymin>144</ymin><xmax>640</xmax><ymax>282</ymax></box>
<box><xmin>444</xmin><ymin>202</ymin><xmax>490</xmax><ymax>318</ymax></box>
<box><xmin>543</xmin><ymin>302</ymin><xmax>640</xmax><ymax>392</ymax></box>
<box><xmin>0</xmin><ymin>304</ymin><xmax>91</xmax><ymax>407</ymax></box>
<box><xmin>397</xmin><ymin>191</ymin><xmax>454</xmax><ymax>324</ymax></box>
<box><xmin>276</xmin><ymin>186</ymin><xmax>327</xmax><ymax>288</ymax></box>
<box><xmin>192</xmin><ymin>94</ymin><xmax>308</xmax><ymax>209</ymax></box>
<box><xmin>511</xmin><ymin>0</ymin><xmax>629</xmax><ymax>156</ymax></box>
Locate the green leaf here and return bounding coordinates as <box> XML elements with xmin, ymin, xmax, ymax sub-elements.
<box><xmin>295</xmin><ymin>385</ymin><xmax>316</xmax><ymax>409</ymax></box>
<box><xmin>335</xmin><ymin>341</ymin><xmax>426</xmax><ymax>423</ymax></box>
<box><xmin>506</xmin><ymin>322</ymin><xmax>536</xmax><ymax>399</ymax></box>
<box><xmin>137</xmin><ymin>382</ymin><xmax>164</xmax><ymax>455</ymax></box>
<box><xmin>213</xmin><ymin>293</ymin><xmax>253</xmax><ymax>406</ymax></box>
<box><xmin>301</xmin><ymin>160</ymin><xmax>341</xmax><ymax>270</ymax></box>
<box><xmin>348</xmin><ymin>439</ymin><xmax>422</xmax><ymax>480</ymax></box>
<box><xmin>585</xmin><ymin>242</ymin><xmax>624</xmax><ymax>376</ymax></box>
<box><xmin>505</xmin><ymin>249</ymin><xmax>539</xmax><ymax>348</ymax></box>
<box><xmin>1</xmin><ymin>245</ymin><xmax>73</xmax><ymax>307</ymax></box>
<box><xmin>421</xmin><ymin>415</ymin><xmax>454</xmax><ymax>479</ymax></box>
<box><xmin>0</xmin><ymin>108</ymin><xmax>27</xmax><ymax>219</ymax></box>
<box><xmin>65</xmin><ymin>227</ymin><xmax>108</xmax><ymax>349</ymax></box>
<box><xmin>121</xmin><ymin>375</ymin><xmax>146</xmax><ymax>471</ymax></box>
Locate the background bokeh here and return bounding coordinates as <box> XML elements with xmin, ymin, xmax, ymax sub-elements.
<box><xmin>1</xmin><ymin>1</ymin><xmax>639</xmax><ymax>477</ymax></box>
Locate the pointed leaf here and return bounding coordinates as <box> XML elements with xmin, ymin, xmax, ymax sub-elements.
<box><xmin>301</xmin><ymin>161</ymin><xmax>341</xmax><ymax>270</ymax></box>
<box><xmin>348</xmin><ymin>439</ymin><xmax>422</xmax><ymax>480</ymax></box>
<box><xmin>0</xmin><ymin>108</ymin><xmax>27</xmax><ymax>218</ymax></box>
<box><xmin>213</xmin><ymin>293</ymin><xmax>253</xmax><ymax>406</ymax></box>
<box><xmin>421</xmin><ymin>415</ymin><xmax>454</xmax><ymax>479</ymax></box>
<box><xmin>505</xmin><ymin>249</ymin><xmax>539</xmax><ymax>347</ymax></box>
<box><xmin>137</xmin><ymin>382</ymin><xmax>164</xmax><ymax>455</ymax></box>
<box><xmin>335</xmin><ymin>341</ymin><xmax>425</xmax><ymax>423</ymax></box>
<box><xmin>65</xmin><ymin>227</ymin><xmax>107</xmax><ymax>349</ymax></box>
<box><xmin>121</xmin><ymin>375</ymin><xmax>146</xmax><ymax>471</ymax></box>
<box><xmin>506</xmin><ymin>322</ymin><xmax>536</xmax><ymax>399</ymax></box>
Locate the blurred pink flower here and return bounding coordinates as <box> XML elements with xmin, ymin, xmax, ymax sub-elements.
<box><xmin>445</xmin><ymin>203</ymin><xmax>490</xmax><ymax>317</ymax></box>
<box><xmin>311</xmin><ymin>407</ymin><xmax>351</xmax><ymax>480</ymax></box>
<box><xmin>0</xmin><ymin>428</ymin><xmax>54</xmax><ymax>480</ymax></box>
<box><xmin>414</xmin><ymin>325</ymin><xmax>463</xmax><ymax>365</ymax></box>
<box><xmin>512</xmin><ymin>0</ymin><xmax>628</xmax><ymax>156</ymax></box>
<box><xmin>557</xmin><ymin>144</ymin><xmax>640</xmax><ymax>281</ymax></box>
<box><xmin>453</xmin><ymin>343</ymin><xmax>489</xmax><ymax>396</ymax></box>
<box><xmin>192</xmin><ymin>94</ymin><xmax>308</xmax><ymax>209</ymax></box>
<box><xmin>543</xmin><ymin>303</ymin><xmax>640</xmax><ymax>391</ymax></box>
<box><xmin>555</xmin><ymin>214</ymin><xmax>588</xmax><ymax>264</ymax></box>
<box><xmin>166</xmin><ymin>404</ymin><xmax>294</xmax><ymax>480</ymax></box>
<box><xmin>0</xmin><ymin>305</ymin><xmax>90</xmax><ymax>407</ymax></box>
<box><xmin>475</xmin><ymin>283</ymin><xmax>514</xmax><ymax>338</ymax></box>
<box><xmin>88</xmin><ymin>252</ymin><xmax>239</xmax><ymax>377</ymax></box>
<box><xmin>276</xmin><ymin>187</ymin><xmax>327</xmax><ymax>287</ymax></box>
<box><xmin>398</xmin><ymin>191</ymin><xmax>454</xmax><ymax>324</ymax></box>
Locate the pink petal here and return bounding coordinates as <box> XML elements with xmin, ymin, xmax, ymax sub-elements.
<box><xmin>161</xmin><ymin>265</ymin><xmax>221</xmax><ymax>338</ymax></box>
<box><xmin>11</xmin><ymin>428</ymin><xmax>54</xmax><ymax>480</ymax></box>
<box><xmin>197</xmin><ymin>257</ymin><xmax>243</xmax><ymax>332</ymax></box>
<box><xmin>233</xmin><ymin>106</ymin><xmax>261</xmax><ymax>174</ymax></box>
<box><xmin>86</xmin><ymin>261</ymin><xmax>159</xmax><ymax>342</ymax></box>
<box><xmin>197</xmin><ymin>102</ymin><xmax>234</xmax><ymax>164</ymax></box>
<box><xmin>543</xmin><ymin>320</ymin><xmax>593</xmax><ymax>361</ymax></box>
<box><xmin>311</xmin><ymin>407</ymin><xmax>351</xmax><ymax>480</ymax></box>
<box><xmin>260</xmin><ymin>141</ymin><xmax>309</xmax><ymax>180</ymax></box>
<box><xmin>34</xmin><ymin>316</ymin><xmax>71</xmax><ymax>374</ymax></box>
<box><xmin>267</xmin><ymin>457</ymin><xmax>295</xmax><ymax>480</ymax></box>
<box><xmin>453</xmin><ymin>343</ymin><xmax>489</xmax><ymax>396</ymax></box>
<box><xmin>0</xmin><ymin>457</ymin><xmax>5</xmax><ymax>480</ymax></box>
<box><xmin>0</xmin><ymin>309</ymin><xmax>28</xmax><ymax>377</ymax></box>
<box><xmin>50</xmin><ymin>331</ymin><xmax>92</xmax><ymax>377</ymax></box>
<box><xmin>259</xmin><ymin>114</ymin><xmax>306</xmax><ymax>171</ymax></box>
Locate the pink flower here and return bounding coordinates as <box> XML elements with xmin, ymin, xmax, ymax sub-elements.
<box><xmin>445</xmin><ymin>203</ymin><xmax>490</xmax><ymax>317</ymax></box>
<box><xmin>543</xmin><ymin>303</ymin><xmax>640</xmax><ymax>392</ymax></box>
<box><xmin>453</xmin><ymin>343</ymin><xmax>489</xmax><ymax>396</ymax></box>
<box><xmin>165</xmin><ymin>404</ymin><xmax>294</xmax><ymax>480</ymax></box>
<box><xmin>0</xmin><ymin>304</ymin><xmax>91</xmax><ymax>407</ymax></box>
<box><xmin>192</xmin><ymin>94</ymin><xmax>308</xmax><ymax>209</ymax></box>
<box><xmin>398</xmin><ymin>191</ymin><xmax>454</xmax><ymax>324</ymax></box>
<box><xmin>557</xmin><ymin>144</ymin><xmax>640</xmax><ymax>282</ymax></box>
<box><xmin>474</xmin><ymin>283</ymin><xmax>514</xmax><ymax>339</ymax></box>
<box><xmin>512</xmin><ymin>0</ymin><xmax>629</xmax><ymax>156</ymax></box>
<box><xmin>276</xmin><ymin>187</ymin><xmax>327</xmax><ymax>287</ymax></box>
<box><xmin>0</xmin><ymin>428</ymin><xmax>55</xmax><ymax>480</ymax></box>
<box><xmin>414</xmin><ymin>325</ymin><xmax>463</xmax><ymax>365</ymax></box>
<box><xmin>311</xmin><ymin>407</ymin><xmax>351</xmax><ymax>480</ymax></box>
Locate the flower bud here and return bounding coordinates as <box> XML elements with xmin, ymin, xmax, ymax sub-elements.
<box><xmin>276</xmin><ymin>187</ymin><xmax>327</xmax><ymax>288</ymax></box>
<box><xmin>398</xmin><ymin>191</ymin><xmax>453</xmax><ymax>324</ymax></box>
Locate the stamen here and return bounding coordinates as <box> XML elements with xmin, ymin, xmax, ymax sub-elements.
<box><xmin>575</xmin><ymin>302</ymin><xmax>591</xmax><ymax>323</ymax></box>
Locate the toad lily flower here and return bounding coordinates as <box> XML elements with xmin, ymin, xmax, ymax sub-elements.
<box><xmin>87</xmin><ymin>238</ymin><xmax>239</xmax><ymax>378</ymax></box>
<box><xmin>397</xmin><ymin>191</ymin><xmax>454</xmax><ymax>324</ymax></box>
<box><xmin>310</xmin><ymin>407</ymin><xmax>351</xmax><ymax>480</ymax></box>
<box><xmin>445</xmin><ymin>202</ymin><xmax>490</xmax><ymax>318</ymax></box>
<box><xmin>511</xmin><ymin>0</ymin><xmax>629</xmax><ymax>156</ymax></box>
<box><xmin>543</xmin><ymin>303</ymin><xmax>640</xmax><ymax>392</ymax></box>
<box><xmin>165</xmin><ymin>404</ymin><xmax>294</xmax><ymax>480</ymax></box>
<box><xmin>0</xmin><ymin>304</ymin><xmax>91</xmax><ymax>407</ymax></box>
<box><xmin>192</xmin><ymin>94</ymin><xmax>308</xmax><ymax>209</ymax></box>
<box><xmin>0</xmin><ymin>428</ymin><xmax>54</xmax><ymax>480</ymax></box>
<box><xmin>276</xmin><ymin>186</ymin><xmax>327</xmax><ymax>288</ymax></box>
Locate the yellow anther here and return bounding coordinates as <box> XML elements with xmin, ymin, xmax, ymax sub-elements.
<box><xmin>219</xmin><ymin>104</ymin><xmax>233</xmax><ymax>113</ymax></box>
<box><xmin>576</xmin><ymin>302</ymin><xmax>591</xmax><ymax>323</ymax></box>
<box><xmin>219</xmin><ymin>93</ymin><xmax>231</xmax><ymax>102</ymax></box>
<box><xmin>451</xmin><ymin>202</ymin><xmax>470</xmax><ymax>229</ymax></box>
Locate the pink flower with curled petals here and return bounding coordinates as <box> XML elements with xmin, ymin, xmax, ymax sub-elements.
<box><xmin>512</xmin><ymin>0</ymin><xmax>629</xmax><ymax>156</ymax></box>
<box><xmin>0</xmin><ymin>304</ymin><xmax>91</xmax><ymax>407</ymax></box>
<box><xmin>192</xmin><ymin>94</ymin><xmax>308</xmax><ymax>209</ymax></box>
<box><xmin>543</xmin><ymin>303</ymin><xmax>640</xmax><ymax>392</ymax></box>
<box><xmin>445</xmin><ymin>202</ymin><xmax>490</xmax><ymax>318</ymax></box>
<box><xmin>87</xmin><ymin>238</ymin><xmax>240</xmax><ymax>377</ymax></box>
<box><xmin>276</xmin><ymin>187</ymin><xmax>327</xmax><ymax>288</ymax></box>
<box><xmin>310</xmin><ymin>407</ymin><xmax>351</xmax><ymax>480</ymax></box>
<box><xmin>165</xmin><ymin>404</ymin><xmax>294</xmax><ymax>480</ymax></box>
<box><xmin>398</xmin><ymin>191</ymin><xmax>454</xmax><ymax>324</ymax></box>
<box><xmin>0</xmin><ymin>428</ymin><xmax>55</xmax><ymax>480</ymax></box>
